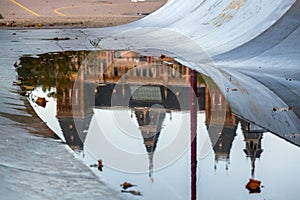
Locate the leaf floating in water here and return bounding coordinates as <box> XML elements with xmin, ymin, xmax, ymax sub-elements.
<box><xmin>245</xmin><ymin>178</ymin><xmax>261</xmax><ymax>194</ymax></box>
<box><xmin>35</xmin><ymin>97</ymin><xmax>48</xmax><ymax>108</ymax></box>
<box><xmin>89</xmin><ymin>159</ymin><xmax>104</xmax><ymax>171</ymax></box>
<box><xmin>97</xmin><ymin>159</ymin><xmax>103</xmax><ymax>171</ymax></box>
<box><xmin>120</xmin><ymin>182</ymin><xmax>137</xmax><ymax>190</ymax></box>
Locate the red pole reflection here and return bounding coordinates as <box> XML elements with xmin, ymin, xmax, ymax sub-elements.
<box><xmin>190</xmin><ymin>69</ymin><xmax>197</xmax><ymax>200</ymax></box>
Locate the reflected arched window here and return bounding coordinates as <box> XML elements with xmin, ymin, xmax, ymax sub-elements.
<box><xmin>136</xmin><ymin>67</ymin><xmax>141</xmax><ymax>76</ymax></box>
<box><xmin>149</xmin><ymin>68</ymin><xmax>153</xmax><ymax>77</ymax></box>
<box><xmin>171</xmin><ymin>68</ymin><xmax>176</xmax><ymax>78</ymax></box>
<box><xmin>143</xmin><ymin>68</ymin><xmax>147</xmax><ymax>77</ymax></box>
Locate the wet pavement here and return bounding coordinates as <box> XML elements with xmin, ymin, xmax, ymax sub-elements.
<box><xmin>4</xmin><ymin>49</ymin><xmax>300</xmax><ymax>200</ymax></box>
<box><xmin>0</xmin><ymin>1</ymin><xmax>300</xmax><ymax>199</ymax></box>
<box><xmin>0</xmin><ymin>38</ymin><xmax>127</xmax><ymax>199</ymax></box>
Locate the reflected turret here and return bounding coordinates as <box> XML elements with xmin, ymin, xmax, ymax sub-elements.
<box><xmin>241</xmin><ymin>120</ymin><xmax>264</xmax><ymax>177</ymax></box>
<box><xmin>134</xmin><ymin>107</ymin><xmax>166</xmax><ymax>180</ymax></box>
<box><xmin>241</xmin><ymin>120</ymin><xmax>264</xmax><ymax>194</ymax></box>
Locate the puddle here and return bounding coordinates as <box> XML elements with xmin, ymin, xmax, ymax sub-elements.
<box><xmin>14</xmin><ymin>50</ymin><xmax>300</xmax><ymax>200</ymax></box>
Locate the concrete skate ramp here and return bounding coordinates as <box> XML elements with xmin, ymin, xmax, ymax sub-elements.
<box><xmin>100</xmin><ymin>0</ymin><xmax>300</xmax><ymax>144</ymax></box>
<box><xmin>103</xmin><ymin>0</ymin><xmax>297</xmax><ymax>56</ymax></box>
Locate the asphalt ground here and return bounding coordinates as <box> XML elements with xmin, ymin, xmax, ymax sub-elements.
<box><xmin>0</xmin><ymin>0</ymin><xmax>167</xmax><ymax>28</ymax></box>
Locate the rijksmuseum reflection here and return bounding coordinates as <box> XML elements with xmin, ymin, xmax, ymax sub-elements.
<box><xmin>205</xmin><ymin>78</ymin><xmax>264</xmax><ymax>179</ymax></box>
<box><xmin>55</xmin><ymin>50</ymin><xmax>206</xmax><ymax>152</ymax></box>
<box><xmin>54</xmin><ymin>50</ymin><xmax>264</xmax><ymax>179</ymax></box>
<box><xmin>18</xmin><ymin>50</ymin><xmax>265</xmax><ymax>181</ymax></box>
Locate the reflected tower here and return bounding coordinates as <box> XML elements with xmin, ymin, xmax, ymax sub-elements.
<box><xmin>241</xmin><ymin>120</ymin><xmax>264</xmax><ymax>177</ymax></box>
<box><xmin>56</xmin><ymin>52</ymin><xmax>94</xmax><ymax>150</ymax></box>
<box><xmin>134</xmin><ymin>107</ymin><xmax>166</xmax><ymax>181</ymax></box>
<box><xmin>241</xmin><ymin>120</ymin><xmax>264</xmax><ymax>193</ymax></box>
<box><xmin>205</xmin><ymin>81</ymin><xmax>238</xmax><ymax>172</ymax></box>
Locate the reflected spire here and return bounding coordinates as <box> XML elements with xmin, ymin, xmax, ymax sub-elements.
<box><xmin>241</xmin><ymin>120</ymin><xmax>264</xmax><ymax>194</ymax></box>
<box><xmin>134</xmin><ymin>107</ymin><xmax>165</xmax><ymax>180</ymax></box>
<box><xmin>241</xmin><ymin>120</ymin><xmax>264</xmax><ymax>178</ymax></box>
<box><xmin>148</xmin><ymin>152</ymin><xmax>154</xmax><ymax>182</ymax></box>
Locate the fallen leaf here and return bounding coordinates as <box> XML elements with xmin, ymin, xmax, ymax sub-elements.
<box><xmin>120</xmin><ymin>182</ymin><xmax>137</xmax><ymax>190</ymax></box>
<box><xmin>98</xmin><ymin>159</ymin><xmax>103</xmax><ymax>171</ymax></box>
<box><xmin>35</xmin><ymin>97</ymin><xmax>48</xmax><ymax>108</ymax></box>
<box><xmin>245</xmin><ymin>178</ymin><xmax>261</xmax><ymax>194</ymax></box>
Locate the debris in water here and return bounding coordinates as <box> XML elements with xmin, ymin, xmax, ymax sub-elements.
<box><xmin>97</xmin><ymin>159</ymin><xmax>103</xmax><ymax>171</ymax></box>
<box><xmin>14</xmin><ymin>61</ymin><xmax>20</xmax><ymax>68</ymax></box>
<box><xmin>120</xmin><ymin>182</ymin><xmax>137</xmax><ymax>190</ymax></box>
<box><xmin>35</xmin><ymin>97</ymin><xmax>48</xmax><ymax>108</ymax></box>
<box><xmin>245</xmin><ymin>178</ymin><xmax>261</xmax><ymax>194</ymax></box>
<box><xmin>89</xmin><ymin>159</ymin><xmax>103</xmax><ymax>171</ymax></box>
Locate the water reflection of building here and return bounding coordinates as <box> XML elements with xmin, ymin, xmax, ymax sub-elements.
<box><xmin>205</xmin><ymin>82</ymin><xmax>238</xmax><ymax>171</ymax></box>
<box><xmin>95</xmin><ymin>52</ymin><xmax>206</xmax><ymax>110</ymax></box>
<box><xmin>102</xmin><ymin>51</ymin><xmax>191</xmax><ymax>86</ymax></box>
<box><xmin>55</xmin><ymin>53</ymin><xmax>94</xmax><ymax>150</ymax></box>
<box><xmin>133</xmin><ymin>107</ymin><xmax>166</xmax><ymax>181</ymax></box>
<box><xmin>241</xmin><ymin>120</ymin><xmax>264</xmax><ymax>177</ymax></box>
<box><xmin>94</xmin><ymin>52</ymin><xmax>206</xmax><ymax>179</ymax></box>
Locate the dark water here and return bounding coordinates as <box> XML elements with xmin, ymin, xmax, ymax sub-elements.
<box><xmin>14</xmin><ymin>50</ymin><xmax>300</xmax><ymax>200</ymax></box>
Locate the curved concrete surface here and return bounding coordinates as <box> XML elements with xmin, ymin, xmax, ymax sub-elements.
<box><xmin>98</xmin><ymin>0</ymin><xmax>300</xmax><ymax>145</ymax></box>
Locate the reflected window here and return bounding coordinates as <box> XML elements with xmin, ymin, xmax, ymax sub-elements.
<box><xmin>114</xmin><ymin>67</ymin><xmax>118</xmax><ymax>77</ymax></box>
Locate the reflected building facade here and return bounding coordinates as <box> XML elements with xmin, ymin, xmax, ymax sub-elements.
<box><xmin>55</xmin><ymin>52</ymin><xmax>94</xmax><ymax>150</ymax></box>
<box><xmin>93</xmin><ymin>51</ymin><xmax>206</xmax><ymax>180</ymax></box>
<box><xmin>19</xmin><ymin>50</ymin><xmax>207</xmax><ymax>178</ymax></box>
<box><xmin>95</xmin><ymin>51</ymin><xmax>206</xmax><ymax>110</ymax></box>
<box><xmin>205</xmin><ymin>79</ymin><xmax>238</xmax><ymax>171</ymax></box>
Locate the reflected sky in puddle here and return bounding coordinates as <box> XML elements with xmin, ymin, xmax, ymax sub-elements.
<box><xmin>16</xmin><ymin>50</ymin><xmax>300</xmax><ymax>200</ymax></box>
